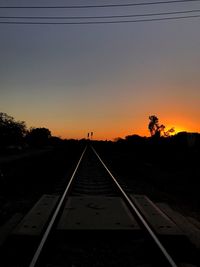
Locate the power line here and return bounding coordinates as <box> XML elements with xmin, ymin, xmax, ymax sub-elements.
<box><xmin>0</xmin><ymin>9</ymin><xmax>200</xmax><ymax>19</ymax></box>
<box><xmin>0</xmin><ymin>0</ymin><xmax>200</xmax><ymax>9</ymax></box>
<box><xmin>0</xmin><ymin>14</ymin><xmax>200</xmax><ymax>24</ymax></box>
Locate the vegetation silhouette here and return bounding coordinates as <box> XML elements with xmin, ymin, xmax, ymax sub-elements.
<box><xmin>148</xmin><ymin>115</ymin><xmax>174</xmax><ymax>138</ymax></box>
<box><xmin>0</xmin><ymin>111</ymin><xmax>200</xmax><ymax>226</ymax></box>
<box><xmin>0</xmin><ymin>112</ymin><xmax>26</xmax><ymax>151</ymax></box>
<box><xmin>0</xmin><ymin>112</ymin><xmax>55</xmax><ymax>153</ymax></box>
<box><xmin>26</xmin><ymin>127</ymin><xmax>51</xmax><ymax>148</ymax></box>
<box><xmin>93</xmin><ymin>126</ymin><xmax>200</xmax><ymax>220</ymax></box>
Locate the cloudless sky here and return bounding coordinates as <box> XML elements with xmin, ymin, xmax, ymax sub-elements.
<box><xmin>1</xmin><ymin>0</ymin><xmax>200</xmax><ymax>140</ymax></box>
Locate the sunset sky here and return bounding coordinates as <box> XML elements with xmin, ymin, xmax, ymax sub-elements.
<box><xmin>1</xmin><ymin>0</ymin><xmax>200</xmax><ymax>140</ymax></box>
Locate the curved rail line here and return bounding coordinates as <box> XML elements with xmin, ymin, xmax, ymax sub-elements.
<box><xmin>28</xmin><ymin>144</ymin><xmax>178</xmax><ymax>267</ymax></box>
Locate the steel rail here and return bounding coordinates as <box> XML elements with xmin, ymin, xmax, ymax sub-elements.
<box><xmin>91</xmin><ymin>145</ymin><xmax>178</xmax><ymax>267</ymax></box>
<box><xmin>28</xmin><ymin>146</ymin><xmax>87</xmax><ymax>267</ymax></box>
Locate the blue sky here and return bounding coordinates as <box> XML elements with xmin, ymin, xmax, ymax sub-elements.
<box><xmin>1</xmin><ymin>0</ymin><xmax>200</xmax><ymax>139</ymax></box>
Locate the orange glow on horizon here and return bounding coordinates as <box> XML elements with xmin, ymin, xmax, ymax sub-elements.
<box><xmin>47</xmin><ymin>109</ymin><xmax>200</xmax><ymax>141</ymax></box>
<box><xmin>51</xmin><ymin>123</ymin><xmax>199</xmax><ymax>141</ymax></box>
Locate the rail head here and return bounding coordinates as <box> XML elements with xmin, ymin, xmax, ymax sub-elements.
<box><xmin>91</xmin><ymin>145</ymin><xmax>178</xmax><ymax>267</ymax></box>
<box><xmin>29</xmin><ymin>144</ymin><xmax>178</xmax><ymax>267</ymax></box>
<box><xmin>28</xmin><ymin>145</ymin><xmax>87</xmax><ymax>267</ymax></box>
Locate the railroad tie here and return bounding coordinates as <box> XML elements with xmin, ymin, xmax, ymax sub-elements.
<box><xmin>130</xmin><ymin>195</ymin><xmax>184</xmax><ymax>239</ymax></box>
<box><xmin>157</xmin><ymin>202</ymin><xmax>200</xmax><ymax>250</ymax></box>
<box><xmin>56</xmin><ymin>196</ymin><xmax>141</xmax><ymax>239</ymax></box>
<box><xmin>1</xmin><ymin>195</ymin><xmax>59</xmax><ymax>265</ymax></box>
<box><xmin>12</xmin><ymin>194</ymin><xmax>59</xmax><ymax>238</ymax></box>
<box><xmin>0</xmin><ymin>213</ymin><xmax>23</xmax><ymax>247</ymax></box>
<box><xmin>130</xmin><ymin>195</ymin><xmax>199</xmax><ymax>263</ymax></box>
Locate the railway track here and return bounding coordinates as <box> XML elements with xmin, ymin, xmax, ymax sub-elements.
<box><xmin>1</xmin><ymin>145</ymin><xmax>198</xmax><ymax>267</ymax></box>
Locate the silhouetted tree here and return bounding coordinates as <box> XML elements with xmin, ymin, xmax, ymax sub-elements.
<box><xmin>148</xmin><ymin>115</ymin><xmax>163</xmax><ymax>138</ymax></box>
<box><xmin>148</xmin><ymin>115</ymin><xmax>174</xmax><ymax>138</ymax></box>
<box><xmin>0</xmin><ymin>112</ymin><xmax>27</xmax><ymax>148</ymax></box>
<box><xmin>26</xmin><ymin>127</ymin><xmax>51</xmax><ymax>147</ymax></box>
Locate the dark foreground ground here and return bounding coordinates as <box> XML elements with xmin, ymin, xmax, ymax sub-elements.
<box><xmin>0</xmin><ymin>140</ymin><xmax>85</xmax><ymax>226</ymax></box>
<box><xmin>0</xmin><ymin>136</ymin><xmax>199</xmax><ymax>226</ymax></box>
<box><xmin>94</xmin><ymin>138</ymin><xmax>200</xmax><ymax>221</ymax></box>
<box><xmin>0</xmin><ymin>138</ymin><xmax>200</xmax><ymax>267</ymax></box>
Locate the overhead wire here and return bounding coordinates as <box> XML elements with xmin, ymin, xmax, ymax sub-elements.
<box><xmin>0</xmin><ymin>0</ymin><xmax>200</xmax><ymax>9</ymax></box>
<box><xmin>0</xmin><ymin>9</ymin><xmax>200</xmax><ymax>19</ymax></box>
<box><xmin>0</xmin><ymin>0</ymin><xmax>200</xmax><ymax>24</ymax></box>
<box><xmin>0</xmin><ymin>14</ymin><xmax>200</xmax><ymax>24</ymax></box>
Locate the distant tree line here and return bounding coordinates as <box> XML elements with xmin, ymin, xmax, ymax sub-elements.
<box><xmin>0</xmin><ymin>112</ymin><xmax>54</xmax><ymax>151</ymax></box>
<box><xmin>1</xmin><ymin>112</ymin><xmax>199</xmax><ymax>153</ymax></box>
<box><xmin>0</xmin><ymin>112</ymin><xmax>26</xmax><ymax>148</ymax></box>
